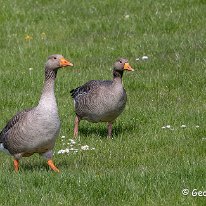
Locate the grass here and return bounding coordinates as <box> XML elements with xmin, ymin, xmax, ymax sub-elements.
<box><xmin>0</xmin><ymin>0</ymin><xmax>206</xmax><ymax>205</ymax></box>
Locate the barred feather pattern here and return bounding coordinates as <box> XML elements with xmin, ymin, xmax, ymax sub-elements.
<box><xmin>70</xmin><ymin>70</ymin><xmax>127</xmax><ymax>123</ymax></box>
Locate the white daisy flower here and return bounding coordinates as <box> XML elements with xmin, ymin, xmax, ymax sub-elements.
<box><xmin>57</xmin><ymin>149</ymin><xmax>65</xmax><ymax>154</ymax></box>
<box><xmin>81</xmin><ymin>145</ymin><xmax>89</xmax><ymax>150</ymax></box>
<box><xmin>180</xmin><ymin>125</ymin><xmax>186</xmax><ymax>128</ymax></box>
<box><xmin>69</xmin><ymin>139</ymin><xmax>76</xmax><ymax>144</ymax></box>
<box><xmin>142</xmin><ymin>56</ymin><xmax>149</xmax><ymax>60</ymax></box>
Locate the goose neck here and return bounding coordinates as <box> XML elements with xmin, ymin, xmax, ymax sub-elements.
<box><xmin>38</xmin><ymin>69</ymin><xmax>57</xmax><ymax>108</ymax></box>
<box><xmin>113</xmin><ymin>70</ymin><xmax>123</xmax><ymax>83</ymax></box>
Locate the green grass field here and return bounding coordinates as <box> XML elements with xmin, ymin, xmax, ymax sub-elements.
<box><xmin>0</xmin><ymin>0</ymin><xmax>206</xmax><ymax>205</ymax></box>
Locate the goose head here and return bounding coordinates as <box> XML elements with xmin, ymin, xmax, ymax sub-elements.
<box><xmin>114</xmin><ymin>58</ymin><xmax>134</xmax><ymax>72</ymax></box>
<box><xmin>45</xmin><ymin>54</ymin><xmax>73</xmax><ymax>71</ymax></box>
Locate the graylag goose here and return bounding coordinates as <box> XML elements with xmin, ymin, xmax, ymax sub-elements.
<box><xmin>70</xmin><ymin>58</ymin><xmax>134</xmax><ymax>138</ymax></box>
<box><xmin>0</xmin><ymin>54</ymin><xmax>73</xmax><ymax>172</ymax></box>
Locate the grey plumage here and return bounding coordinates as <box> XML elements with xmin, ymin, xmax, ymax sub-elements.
<box><xmin>0</xmin><ymin>54</ymin><xmax>73</xmax><ymax>172</ymax></box>
<box><xmin>70</xmin><ymin>58</ymin><xmax>134</xmax><ymax>137</ymax></box>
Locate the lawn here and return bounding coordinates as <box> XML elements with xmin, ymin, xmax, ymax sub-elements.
<box><xmin>0</xmin><ymin>0</ymin><xmax>206</xmax><ymax>205</ymax></box>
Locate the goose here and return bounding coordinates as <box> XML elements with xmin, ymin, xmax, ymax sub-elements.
<box><xmin>70</xmin><ymin>58</ymin><xmax>134</xmax><ymax>138</ymax></box>
<box><xmin>0</xmin><ymin>54</ymin><xmax>73</xmax><ymax>172</ymax></box>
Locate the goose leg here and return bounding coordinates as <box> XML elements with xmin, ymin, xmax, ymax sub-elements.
<box><xmin>74</xmin><ymin>115</ymin><xmax>80</xmax><ymax>138</ymax></box>
<box><xmin>14</xmin><ymin>159</ymin><xmax>19</xmax><ymax>172</ymax></box>
<box><xmin>42</xmin><ymin>150</ymin><xmax>60</xmax><ymax>172</ymax></box>
<box><xmin>47</xmin><ymin>160</ymin><xmax>60</xmax><ymax>173</ymax></box>
<box><xmin>107</xmin><ymin>122</ymin><xmax>113</xmax><ymax>138</ymax></box>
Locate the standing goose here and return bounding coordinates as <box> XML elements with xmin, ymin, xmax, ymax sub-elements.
<box><xmin>70</xmin><ymin>58</ymin><xmax>134</xmax><ymax>138</ymax></box>
<box><xmin>0</xmin><ymin>54</ymin><xmax>73</xmax><ymax>172</ymax></box>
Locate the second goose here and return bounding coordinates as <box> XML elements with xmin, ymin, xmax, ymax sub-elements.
<box><xmin>70</xmin><ymin>58</ymin><xmax>134</xmax><ymax>138</ymax></box>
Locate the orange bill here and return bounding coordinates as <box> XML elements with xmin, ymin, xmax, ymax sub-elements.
<box><xmin>124</xmin><ymin>63</ymin><xmax>134</xmax><ymax>71</ymax></box>
<box><xmin>60</xmin><ymin>58</ymin><xmax>74</xmax><ymax>67</ymax></box>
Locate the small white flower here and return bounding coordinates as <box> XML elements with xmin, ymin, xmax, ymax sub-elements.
<box><xmin>142</xmin><ymin>56</ymin><xmax>149</xmax><ymax>60</ymax></box>
<box><xmin>195</xmin><ymin>125</ymin><xmax>200</xmax><ymax>128</ymax></box>
<box><xmin>57</xmin><ymin>149</ymin><xmax>65</xmax><ymax>154</ymax></box>
<box><xmin>69</xmin><ymin>139</ymin><xmax>76</xmax><ymax>144</ymax></box>
<box><xmin>61</xmin><ymin>136</ymin><xmax>65</xmax><ymax>139</ymax></box>
<box><xmin>202</xmin><ymin>137</ymin><xmax>206</xmax><ymax>141</ymax></box>
<box><xmin>71</xmin><ymin>140</ymin><xmax>76</xmax><ymax>144</ymax></box>
<box><xmin>136</xmin><ymin>58</ymin><xmax>140</xmax><ymax>61</ymax></box>
<box><xmin>69</xmin><ymin>148</ymin><xmax>78</xmax><ymax>151</ymax></box>
<box><xmin>125</xmin><ymin>15</ymin><xmax>130</xmax><ymax>18</ymax></box>
<box><xmin>162</xmin><ymin>125</ymin><xmax>172</xmax><ymax>129</ymax></box>
<box><xmin>81</xmin><ymin>145</ymin><xmax>89</xmax><ymax>150</ymax></box>
<box><xmin>65</xmin><ymin>148</ymin><xmax>70</xmax><ymax>153</ymax></box>
<box><xmin>91</xmin><ymin>147</ymin><xmax>95</xmax><ymax>150</ymax></box>
<box><xmin>180</xmin><ymin>125</ymin><xmax>186</xmax><ymax>128</ymax></box>
<box><xmin>29</xmin><ymin>68</ymin><xmax>33</xmax><ymax>71</ymax></box>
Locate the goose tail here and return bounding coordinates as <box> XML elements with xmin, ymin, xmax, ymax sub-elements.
<box><xmin>0</xmin><ymin>143</ymin><xmax>10</xmax><ymax>155</ymax></box>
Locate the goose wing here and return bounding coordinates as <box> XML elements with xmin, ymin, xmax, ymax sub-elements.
<box><xmin>70</xmin><ymin>80</ymin><xmax>112</xmax><ymax>99</ymax></box>
<box><xmin>0</xmin><ymin>109</ymin><xmax>31</xmax><ymax>142</ymax></box>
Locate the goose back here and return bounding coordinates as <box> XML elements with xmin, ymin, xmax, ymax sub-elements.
<box><xmin>70</xmin><ymin>80</ymin><xmax>127</xmax><ymax>123</ymax></box>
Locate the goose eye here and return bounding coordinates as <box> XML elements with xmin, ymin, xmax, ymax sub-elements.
<box><xmin>53</xmin><ymin>57</ymin><xmax>57</xmax><ymax>60</ymax></box>
<box><xmin>119</xmin><ymin>60</ymin><xmax>122</xmax><ymax>63</ymax></box>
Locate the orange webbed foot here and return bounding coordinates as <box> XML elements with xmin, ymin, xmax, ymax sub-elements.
<box><xmin>14</xmin><ymin>159</ymin><xmax>19</xmax><ymax>172</ymax></box>
<box><xmin>47</xmin><ymin>160</ymin><xmax>60</xmax><ymax>173</ymax></box>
